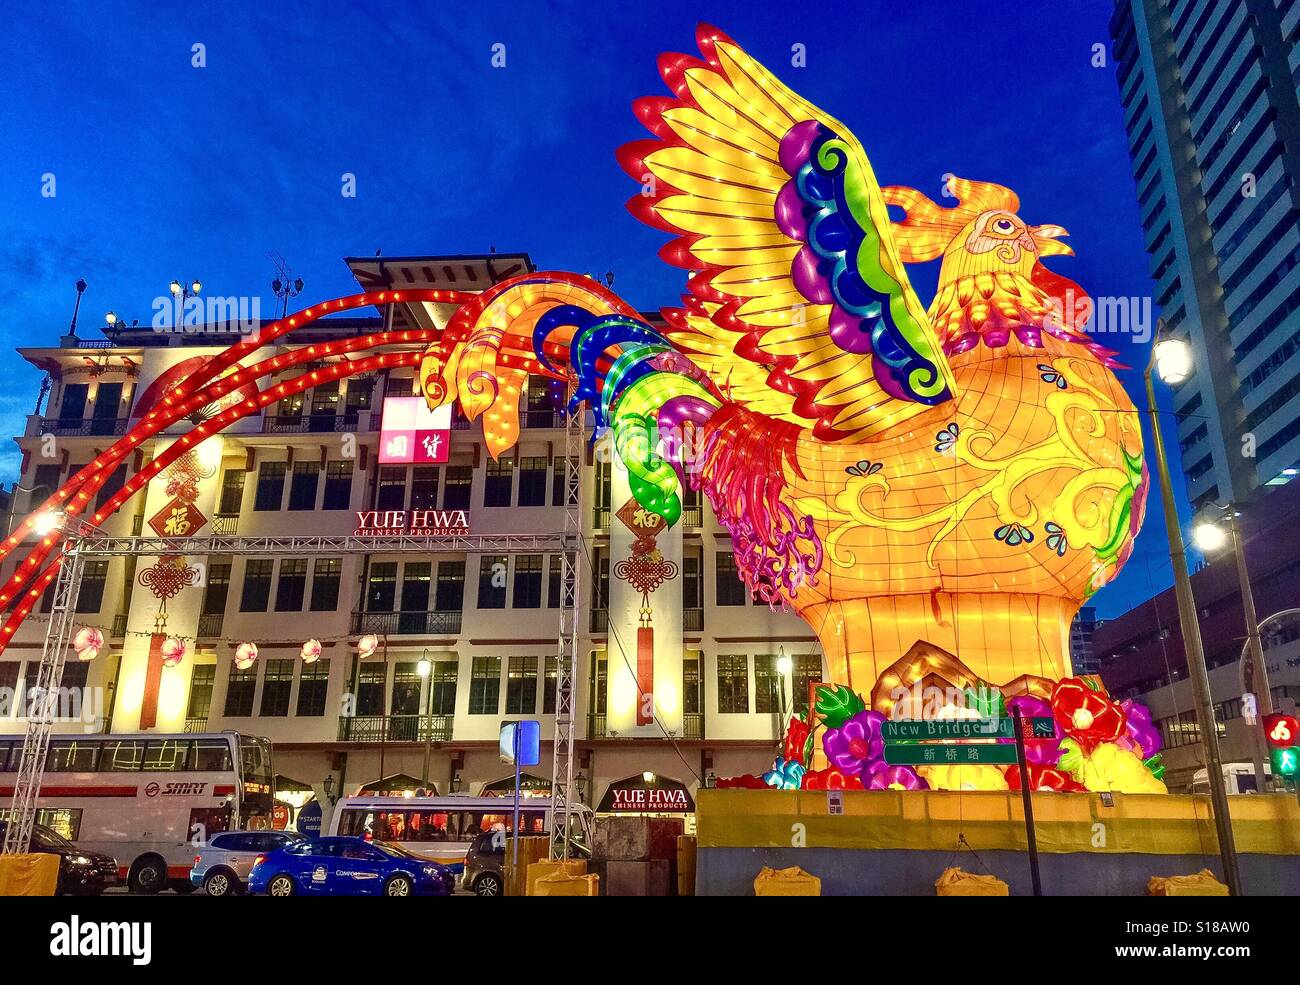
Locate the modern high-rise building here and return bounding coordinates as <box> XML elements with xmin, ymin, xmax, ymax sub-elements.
<box><xmin>1110</xmin><ymin>0</ymin><xmax>1300</xmax><ymax>509</ymax></box>
<box><xmin>1069</xmin><ymin>606</ymin><xmax>1100</xmax><ymax>677</ymax></box>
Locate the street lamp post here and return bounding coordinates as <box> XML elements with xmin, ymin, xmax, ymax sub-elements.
<box><xmin>169</xmin><ymin>278</ymin><xmax>202</xmax><ymax>331</ymax></box>
<box><xmin>1144</xmin><ymin>331</ymin><xmax>1243</xmax><ymax>895</ymax></box>
<box><xmin>1194</xmin><ymin>503</ymin><xmax>1273</xmax><ymax>792</ymax></box>
<box><xmin>417</xmin><ymin>656</ymin><xmax>433</xmax><ymax>793</ymax></box>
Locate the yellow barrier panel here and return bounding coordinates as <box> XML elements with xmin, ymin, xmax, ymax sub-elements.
<box><xmin>526</xmin><ymin>859</ymin><xmax>587</xmax><ymax>896</ymax></box>
<box><xmin>696</xmin><ymin>789</ymin><xmax>1300</xmax><ymax>856</ymax></box>
<box><xmin>754</xmin><ymin>865</ymin><xmax>821</xmax><ymax>896</ymax></box>
<box><xmin>935</xmin><ymin>867</ymin><xmax>1009</xmax><ymax>896</ymax></box>
<box><xmin>504</xmin><ymin>837</ymin><xmax>549</xmax><ymax>897</ymax></box>
<box><xmin>1148</xmin><ymin>870</ymin><xmax>1230</xmax><ymax>897</ymax></box>
<box><xmin>677</xmin><ymin>835</ymin><xmax>697</xmax><ymax>897</ymax></box>
<box><xmin>0</xmin><ymin>853</ymin><xmax>59</xmax><ymax>896</ymax></box>
<box><xmin>534</xmin><ymin>873</ymin><xmax>599</xmax><ymax>897</ymax></box>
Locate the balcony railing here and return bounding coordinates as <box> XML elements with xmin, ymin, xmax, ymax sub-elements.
<box><xmin>683</xmin><ymin>607</ymin><xmax>703</xmax><ymax>632</ymax></box>
<box><xmin>40</xmin><ymin>417</ymin><xmax>130</xmax><ymax>437</ymax></box>
<box><xmin>262</xmin><ymin>412</ymin><xmax>359</xmax><ymax>434</ymax></box>
<box><xmin>681</xmin><ymin>504</ymin><xmax>703</xmax><ymax>527</ymax></box>
<box><xmin>185</xmin><ymin>717</ymin><xmax>209</xmax><ymax>733</ymax></box>
<box><xmin>593</xmin><ymin>507</ymin><xmax>611</xmax><ymax>529</ymax></box>
<box><xmin>212</xmin><ymin>513</ymin><xmax>239</xmax><ymax>535</ymax></box>
<box><xmin>590</xmin><ymin>609</ymin><xmax>608</xmax><ymax>633</ymax></box>
<box><xmin>111</xmin><ymin>613</ymin><xmax>128</xmax><ymax>638</ymax></box>
<box><xmin>337</xmin><ymin>714</ymin><xmax>454</xmax><ymax>743</ymax></box>
<box><xmin>350</xmin><ymin>610</ymin><xmax>463</xmax><ymax>636</ymax></box>
<box><xmin>587</xmin><ymin>711</ymin><xmax>703</xmax><ymax>739</ymax></box>
<box><xmin>522</xmin><ymin>409</ymin><xmax>557</xmax><ymax>429</ymax></box>
<box><xmin>197</xmin><ymin>613</ymin><xmax>225</xmax><ymax>638</ymax></box>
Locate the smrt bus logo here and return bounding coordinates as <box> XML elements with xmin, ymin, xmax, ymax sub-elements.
<box><xmin>144</xmin><ymin>781</ymin><xmax>207</xmax><ymax>798</ymax></box>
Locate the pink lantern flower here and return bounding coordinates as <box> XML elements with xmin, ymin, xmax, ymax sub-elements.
<box><xmin>300</xmin><ymin>639</ymin><xmax>322</xmax><ymax>664</ymax></box>
<box><xmin>160</xmin><ymin>637</ymin><xmax>187</xmax><ymax>668</ymax></box>
<box><xmin>72</xmin><ymin>627</ymin><xmax>103</xmax><ymax>662</ymax></box>
<box><xmin>234</xmin><ymin>642</ymin><xmax>259</xmax><ymax>670</ymax></box>
<box><xmin>356</xmin><ymin>634</ymin><xmax>379</xmax><ymax>659</ymax></box>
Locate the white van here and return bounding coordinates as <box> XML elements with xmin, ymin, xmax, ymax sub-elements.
<box><xmin>327</xmin><ymin>795</ymin><xmax>593</xmax><ymax>872</ymax></box>
<box><xmin>1190</xmin><ymin>762</ymin><xmax>1273</xmax><ymax>795</ymax></box>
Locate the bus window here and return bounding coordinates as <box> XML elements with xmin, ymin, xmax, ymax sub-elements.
<box><xmin>46</xmin><ymin>740</ymin><xmax>98</xmax><ymax>772</ymax></box>
<box><xmin>101</xmin><ymin>739</ymin><xmax>144</xmax><ymax>772</ymax></box>
<box><xmin>408</xmin><ymin>811</ymin><xmax>451</xmax><ymax>842</ymax></box>
<box><xmin>35</xmin><ymin>808</ymin><xmax>82</xmax><ymax>840</ymax></box>
<box><xmin>338</xmin><ymin>810</ymin><xmax>374</xmax><ymax>838</ymax></box>
<box><xmin>0</xmin><ymin>741</ymin><xmax>12</xmax><ymax>771</ymax></box>
<box><xmin>373</xmin><ymin>811</ymin><xmax>407</xmax><ymax>841</ymax></box>
<box><xmin>143</xmin><ymin>739</ymin><xmax>191</xmax><ymax>772</ymax></box>
<box><xmin>239</xmin><ymin>736</ymin><xmax>272</xmax><ymax>784</ymax></box>
<box><xmin>191</xmin><ymin>740</ymin><xmax>233</xmax><ymax>772</ymax></box>
<box><xmin>189</xmin><ymin>806</ymin><xmax>232</xmax><ymax>841</ymax></box>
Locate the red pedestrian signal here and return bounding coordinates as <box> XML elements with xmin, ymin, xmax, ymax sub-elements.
<box><xmin>1263</xmin><ymin>713</ymin><xmax>1300</xmax><ymax>749</ymax></box>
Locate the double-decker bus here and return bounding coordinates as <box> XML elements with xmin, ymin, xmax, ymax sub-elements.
<box><xmin>0</xmin><ymin>730</ymin><xmax>273</xmax><ymax>893</ymax></box>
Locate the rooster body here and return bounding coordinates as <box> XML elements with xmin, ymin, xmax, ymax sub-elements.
<box><xmin>420</xmin><ymin>26</ymin><xmax>1147</xmax><ymax>700</ymax></box>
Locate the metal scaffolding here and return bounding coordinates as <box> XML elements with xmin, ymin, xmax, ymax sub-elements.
<box><xmin>1</xmin><ymin>495</ymin><xmax>588</xmax><ymax>854</ymax></box>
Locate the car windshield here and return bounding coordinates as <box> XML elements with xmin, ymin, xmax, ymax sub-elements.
<box><xmin>35</xmin><ymin>827</ymin><xmax>75</xmax><ymax>851</ymax></box>
<box><xmin>374</xmin><ymin>841</ymin><xmax>424</xmax><ymax>861</ymax></box>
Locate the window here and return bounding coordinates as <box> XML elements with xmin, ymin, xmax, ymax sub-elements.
<box><xmin>469</xmin><ymin>657</ymin><xmax>501</xmax><ymax>715</ymax></box>
<box><xmin>322</xmin><ymin>461</ymin><xmax>353</xmax><ymax>510</ymax></box>
<box><xmin>346</xmin><ymin>377</ymin><xmax>373</xmax><ymax>413</ymax></box>
<box><xmin>716</xmin><ymin>553</ymin><xmax>745</xmax><ymax>606</ymax></box>
<box><xmin>240</xmin><ymin>560</ymin><xmax>273</xmax><ymax>612</ymax></box>
<box><xmin>310</xmin><ymin>558</ymin><xmax>342</xmax><ymax>611</ymax></box>
<box><xmin>399</xmin><ymin>563</ymin><xmax>431</xmax><ymax>631</ymax></box>
<box><xmin>543</xmin><ymin>656</ymin><xmax>557</xmax><ymax>714</ymax></box>
<box><xmin>143</xmin><ymin>739</ymin><xmax>190</xmax><ymax>772</ymax></box>
<box><xmin>275</xmin><ymin>559</ymin><xmax>307</xmax><ymax>612</ymax></box>
<box><xmin>478</xmin><ymin>555</ymin><xmax>507</xmax><ymax>609</ymax></box>
<box><xmin>548</xmin><ymin>555</ymin><xmax>563</xmax><ymax>608</ymax></box>
<box><xmin>430</xmin><ymin>661</ymin><xmax>457</xmax><ymax>714</ymax></box>
<box><xmin>518</xmin><ymin>456</ymin><xmax>548</xmax><ymax>506</ymax></box>
<box><xmin>366</xmin><ymin>562</ymin><xmax>398</xmax><ymax>612</ymax></box>
<box><xmin>296</xmin><ymin>659</ymin><xmax>330</xmax><ymax>717</ymax></box>
<box><xmin>683</xmin><ymin>657</ymin><xmax>700</xmax><ymax>715</ymax></box>
<box><xmin>288</xmin><ymin>462</ymin><xmax>319</xmax><ymax>510</ymax></box>
<box><xmin>30</xmin><ymin>465</ymin><xmax>63</xmax><ymax>507</ymax></box>
<box><xmin>95</xmin><ymin>465</ymin><xmax>127</xmax><ymax>511</ymax></box>
<box><xmin>792</xmin><ymin>654</ymin><xmax>822</xmax><ymax>716</ymax></box>
<box><xmin>75</xmin><ymin>560</ymin><xmax>109</xmax><ymax>613</ymax></box>
<box><xmin>505</xmin><ymin>656</ymin><xmax>538</xmax><ymax>714</ymax></box>
<box><xmin>390</xmin><ymin>662</ymin><xmax>422</xmax><ymax>716</ymax></box>
<box><xmin>101</xmin><ymin>739</ymin><xmax>144</xmax><ymax>771</ymax></box>
<box><xmin>187</xmin><ymin>665</ymin><xmax>215</xmax><ymax>721</ymax></box>
<box><xmin>484</xmin><ymin>458</ymin><xmax>514</xmax><ymax>507</ymax></box>
<box><xmin>224</xmin><ymin>668</ymin><xmax>257</xmax><ymax>717</ymax></box>
<box><xmin>552</xmin><ymin>456</ymin><xmax>575</xmax><ymax>506</ymax></box>
<box><xmin>754</xmin><ymin>654</ymin><xmax>782</xmax><ymax>714</ymax></box>
<box><xmin>47</xmin><ymin>740</ymin><xmax>98</xmax><ymax>772</ymax></box>
<box><xmin>376</xmin><ymin>466</ymin><xmax>407</xmax><ymax>511</ymax></box>
<box><xmin>0</xmin><ymin>663</ymin><xmax>16</xmax><ymax>717</ymax></box>
<box><xmin>254</xmin><ymin>461</ymin><xmax>286</xmax><ymax>511</ymax></box>
<box><xmin>443</xmin><ymin>466</ymin><xmax>472</xmax><ymax>509</ymax></box>
<box><xmin>202</xmin><ymin>561</ymin><xmax>231</xmax><ymax>616</ymax></box>
<box><xmin>357</xmin><ymin>663</ymin><xmax>385</xmax><ymax>716</ymax></box>
<box><xmin>410</xmin><ymin>467</ymin><xmax>438</xmax><ymax>510</ymax></box>
<box><xmin>513</xmin><ymin>555</ymin><xmax>543</xmax><ymax>608</ymax></box>
<box><xmin>259</xmin><ymin>659</ymin><xmax>294</xmax><ymax>717</ymax></box>
<box><xmin>683</xmin><ymin>552</ymin><xmax>702</xmax><ymax>609</ymax></box>
<box><xmin>717</xmin><ymin>654</ymin><xmax>749</xmax><ymax>713</ymax></box>
<box><xmin>218</xmin><ymin>471</ymin><xmax>245</xmax><ymax>514</ymax></box>
<box><xmin>435</xmin><ymin>561</ymin><xmax>465</xmax><ymax>611</ymax></box>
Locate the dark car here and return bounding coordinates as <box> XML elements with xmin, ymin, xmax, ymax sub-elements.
<box><xmin>0</xmin><ymin>821</ymin><xmax>118</xmax><ymax>896</ymax></box>
<box><xmin>462</xmin><ymin>829</ymin><xmax>505</xmax><ymax>896</ymax></box>
<box><xmin>248</xmin><ymin>836</ymin><xmax>455</xmax><ymax>897</ymax></box>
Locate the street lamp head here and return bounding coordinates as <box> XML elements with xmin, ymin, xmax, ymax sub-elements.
<box><xmin>104</xmin><ymin>311</ymin><xmax>117</xmax><ymax>326</ymax></box>
<box><xmin>642</xmin><ymin>770</ymin><xmax>656</xmax><ymax>784</ymax></box>
<box><xmin>32</xmin><ymin>511</ymin><xmax>64</xmax><ymax>537</ymax></box>
<box><xmin>1192</xmin><ymin>518</ymin><xmax>1229</xmax><ymax>552</ymax></box>
<box><xmin>417</xmin><ymin>658</ymin><xmax>431</xmax><ymax>677</ymax></box>
<box><xmin>271</xmin><ymin>279</ymin><xmax>282</xmax><ymax>294</ymax></box>
<box><xmin>190</xmin><ymin>279</ymin><xmax>202</xmax><ymax>295</ymax></box>
<box><xmin>776</xmin><ymin>654</ymin><xmax>793</xmax><ymax>676</ymax></box>
<box><xmin>293</xmin><ymin>277</ymin><xmax>304</xmax><ymax>293</ymax></box>
<box><xmin>169</xmin><ymin>280</ymin><xmax>182</xmax><ymax>297</ymax></box>
<box><xmin>1153</xmin><ymin>337</ymin><xmax>1193</xmax><ymax>385</ymax></box>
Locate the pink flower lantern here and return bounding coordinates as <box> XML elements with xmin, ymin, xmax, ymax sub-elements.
<box><xmin>300</xmin><ymin>639</ymin><xmax>322</xmax><ymax>664</ymax></box>
<box><xmin>160</xmin><ymin>637</ymin><xmax>187</xmax><ymax>668</ymax></box>
<box><xmin>72</xmin><ymin>627</ymin><xmax>103</xmax><ymax>662</ymax></box>
<box><xmin>234</xmin><ymin>641</ymin><xmax>259</xmax><ymax>670</ymax></box>
<box><xmin>356</xmin><ymin>633</ymin><xmax>379</xmax><ymax>659</ymax></box>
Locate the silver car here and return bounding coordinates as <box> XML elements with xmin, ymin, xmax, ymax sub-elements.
<box><xmin>190</xmin><ymin>830</ymin><xmax>304</xmax><ymax>896</ymax></box>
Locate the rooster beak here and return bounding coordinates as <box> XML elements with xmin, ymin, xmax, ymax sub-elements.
<box><xmin>1032</xmin><ymin>224</ymin><xmax>1073</xmax><ymax>256</ymax></box>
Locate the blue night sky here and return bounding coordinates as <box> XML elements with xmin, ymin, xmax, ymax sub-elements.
<box><xmin>0</xmin><ymin>0</ymin><xmax>1195</xmax><ymax>618</ymax></box>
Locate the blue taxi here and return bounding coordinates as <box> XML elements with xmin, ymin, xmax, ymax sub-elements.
<box><xmin>248</xmin><ymin>836</ymin><xmax>454</xmax><ymax>897</ymax></box>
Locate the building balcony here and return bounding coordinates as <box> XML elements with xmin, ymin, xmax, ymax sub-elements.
<box><xmin>39</xmin><ymin>417</ymin><xmax>130</xmax><ymax>437</ymax></box>
<box><xmin>683</xmin><ymin>607</ymin><xmax>703</xmax><ymax>632</ymax></box>
<box><xmin>185</xmin><ymin>717</ymin><xmax>209</xmax><ymax>733</ymax></box>
<box><xmin>590</xmin><ymin>609</ymin><xmax>607</xmax><ymax>633</ymax></box>
<box><xmin>521</xmin><ymin>409</ymin><xmax>557</xmax><ymax>429</ymax></box>
<box><xmin>350</xmin><ymin>610</ymin><xmax>463</xmax><ymax>636</ymax></box>
<box><xmin>211</xmin><ymin>513</ymin><xmax>239</xmax><ymax>535</ymax></box>
<box><xmin>197</xmin><ymin>613</ymin><xmax>224</xmax><ymax>638</ymax></box>
<box><xmin>262</xmin><ymin>412</ymin><xmax>360</xmax><ymax>434</ymax></box>
<box><xmin>587</xmin><ymin>711</ymin><xmax>703</xmax><ymax>739</ymax></box>
<box><xmin>337</xmin><ymin>714</ymin><xmax>454</xmax><ymax>743</ymax></box>
<box><xmin>111</xmin><ymin>613</ymin><xmax>128</xmax><ymax>638</ymax></box>
<box><xmin>681</xmin><ymin>504</ymin><xmax>703</xmax><ymax>527</ymax></box>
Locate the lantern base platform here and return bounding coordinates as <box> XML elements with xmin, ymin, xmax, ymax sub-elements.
<box><xmin>693</xmin><ymin>788</ymin><xmax>1300</xmax><ymax>896</ymax></box>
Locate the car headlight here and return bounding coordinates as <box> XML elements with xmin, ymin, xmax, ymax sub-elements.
<box><xmin>69</xmin><ymin>856</ymin><xmax>92</xmax><ymax>866</ymax></box>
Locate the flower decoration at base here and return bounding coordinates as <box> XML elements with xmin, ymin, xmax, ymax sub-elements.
<box><xmin>715</xmin><ymin>774</ymin><xmax>769</xmax><ymax>790</ymax></box>
<box><xmin>763</xmin><ymin>757</ymin><xmax>806</xmax><ymax>790</ymax></box>
<box><xmin>801</xmin><ymin>767</ymin><xmax>864</xmax><ymax>790</ymax></box>
<box><xmin>866</xmin><ymin>764</ymin><xmax>928</xmax><ymax>791</ymax></box>
<box><xmin>783</xmin><ymin>715</ymin><xmax>814</xmax><ymax>766</ymax></box>
<box><xmin>814</xmin><ymin>684</ymin><xmax>866</xmax><ymax>729</ymax></box>
<box><xmin>822</xmin><ymin>709</ymin><xmax>885</xmax><ymax>778</ymax></box>
<box><xmin>1050</xmin><ymin>677</ymin><xmax>1126</xmax><ymax>752</ymax></box>
<box><xmin>1058</xmin><ymin>739</ymin><xmax>1168</xmax><ymax>794</ymax></box>
<box><xmin>1006</xmin><ymin>763</ymin><xmax>1086</xmax><ymax>792</ymax></box>
<box><xmin>920</xmin><ymin>764</ymin><xmax>1010</xmax><ymax>791</ymax></box>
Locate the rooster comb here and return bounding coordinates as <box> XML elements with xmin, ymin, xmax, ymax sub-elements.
<box><xmin>882</xmin><ymin>176</ymin><xmax>1023</xmax><ymax>263</ymax></box>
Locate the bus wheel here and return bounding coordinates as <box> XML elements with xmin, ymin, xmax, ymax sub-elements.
<box><xmin>267</xmin><ymin>874</ymin><xmax>296</xmax><ymax>897</ymax></box>
<box><xmin>203</xmin><ymin>871</ymin><xmax>235</xmax><ymax>897</ymax></box>
<box><xmin>473</xmin><ymin>873</ymin><xmax>502</xmax><ymax>897</ymax></box>
<box><xmin>129</xmin><ymin>856</ymin><xmax>166</xmax><ymax>895</ymax></box>
<box><xmin>384</xmin><ymin>875</ymin><xmax>413</xmax><ymax>897</ymax></box>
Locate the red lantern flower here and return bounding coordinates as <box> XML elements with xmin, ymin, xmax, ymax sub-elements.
<box><xmin>715</xmin><ymin>774</ymin><xmax>769</xmax><ymax>789</ymax></box>
<box><xmin>783</xmin><ymin>716</ymin><xmax>812</xmax><ymax>765</ymax></box>
<box><xmin>1050</xmin><ymin>677</ymin><xmax>1126</xmax><ymax>752</ymax></box>
<box><xmin>1006</xmin><ymin>763</ymin><xmax>1086</xmax><ymax>792</ymax></box>
<box><xmin>800</xmin><ymin>767</ymin><xmax>864</xmax><ymax>791</ymax></box>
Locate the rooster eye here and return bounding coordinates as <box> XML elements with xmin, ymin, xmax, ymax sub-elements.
<box><xmin>993</xmin><ymin>217</ymin><xmax>1016</xmax><ymax>234</ymax></box>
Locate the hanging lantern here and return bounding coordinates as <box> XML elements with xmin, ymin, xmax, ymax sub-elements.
<box><xmin>300</xmin><ymin>638</ymin><xmax>322</xmax><ymax>664</ymax></box>
<box><xmin>234</xmin><ymin>641</ymin><xmax>259</xmax><ymax>670</ymax></box>
<box><xmin>356</xmin><ymin>633</ymin><xmax>379</xmax><ymax>659</ymax></box>
<box><xmin>160</xmin><ymin>637</ymin><xmax>187</xmax><ymax>668</ymax></box>
<box><xmin>72</xmin><ymin>627</ymin><xmax>103</xmax><ymax>662</ymax></box>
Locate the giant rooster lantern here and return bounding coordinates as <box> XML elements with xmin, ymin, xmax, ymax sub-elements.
<box><xmin>0</xmin><ymin>25</ymin><xmax>1161</xmax><ymax>793</ymax></box>
<box><xmin>419</xmin><ymin>26</ymin><xmax>1158</xmax><ymax>791</ymax></box>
